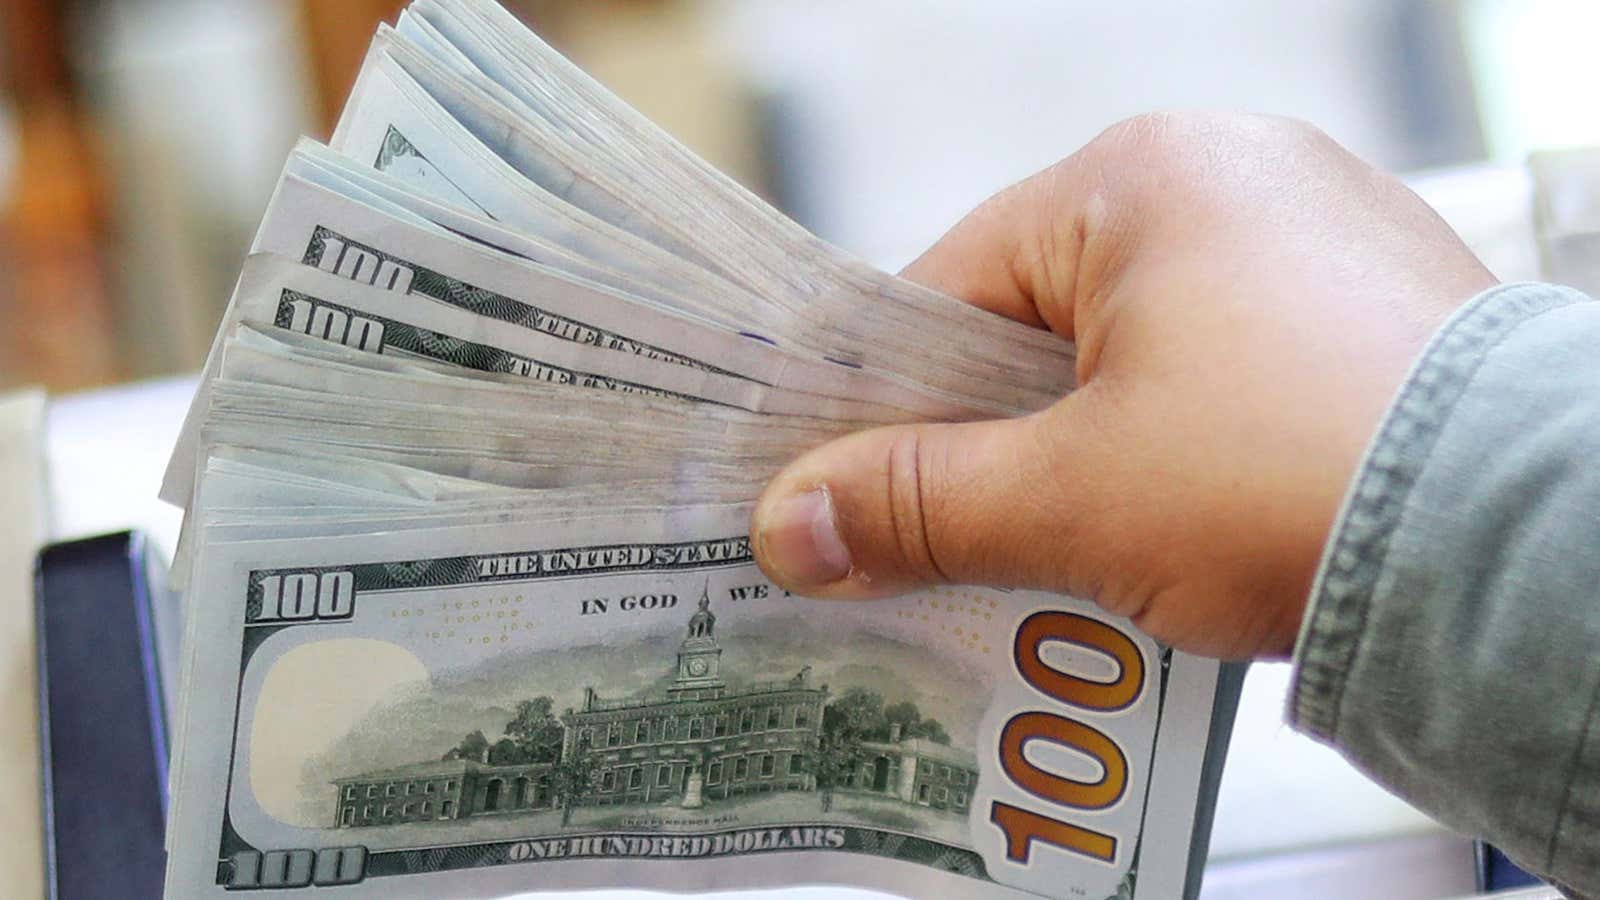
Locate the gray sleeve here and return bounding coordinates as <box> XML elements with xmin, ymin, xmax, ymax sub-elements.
<box><xmin>1288</xmin><ymin>281</ymin><xmax>1600</xmax><ymax>897</ymax></box>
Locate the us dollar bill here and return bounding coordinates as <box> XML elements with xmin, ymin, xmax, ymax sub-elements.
<box><xmin>298</xmin><ymin>213</ymin><xmax>735</xmax><ymax>378</ymax></box>
<box><xmin>166</xmin><ymin>508</ymin><xmax>1223</xmax><ymax>900</ymax></box>
<box><xmin>165</xmin><ymin>5</ymin><xmax>1238</xmax><ymax>898</ymax></box>
<box><xmin>263</xmin><ymin>280</ymin><xmax>712</xmax><ymax>407</ymax></box>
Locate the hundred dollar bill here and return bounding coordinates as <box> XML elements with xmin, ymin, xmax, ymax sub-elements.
<box><xmin>166</xmin><ymin>505</ymin><xmax>1233</xmax><ymax>900</ymax></box>
<box><xmin>229</xmin><ymin>253</ymin><xmax>906</xmax><ymax>421</ymax></box>
<box><xmin>332</xmin><ymin>24</ymin><xmax>1075</xmax><ymax>396</ymax></box>
<box><xmin>158</xmin><ymin>170</ymin><xmax>991</xmax><ymax>509</ymax></box>
<box><xmin>247</xmin><ymin>172</ymin><xmax>1023</xmax><ymax>419</ymax></box>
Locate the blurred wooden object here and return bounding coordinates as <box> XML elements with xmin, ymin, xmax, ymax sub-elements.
<box><xmin>0</xmin><ymin>0</ymin><xmax>120</xmax><ymax>391</ymax></box>
<box><xmin>1</xmin><ymin>0</ymin><xmax>70</xmax><ymax>100</ymax></box>
<box><xmin>2</xmin><ymin>102</ymin><xmax>120</xmax><ymax>391</ymax></box>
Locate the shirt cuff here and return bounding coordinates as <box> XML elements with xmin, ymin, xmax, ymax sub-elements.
<box><xmin>1288</xmin><ymin>281</ymin><xmax>1600</xmax><ymax>892</ymax></box>
<box><xmin>1289</xmin><ymin>281</ymin><xmax>1588</xmax><ymax>737</ymax></box>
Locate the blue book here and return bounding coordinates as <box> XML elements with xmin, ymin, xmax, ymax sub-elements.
<box><xmin>35</xmin><ymin>531</ymin><xmax>176</xmax><ymax>900</ymax></box>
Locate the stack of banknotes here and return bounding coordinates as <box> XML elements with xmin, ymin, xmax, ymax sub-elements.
<box><xmin>160</xmin><ymin>2</ymin><xmax>1237</xmax><ymax>898</ymax></box>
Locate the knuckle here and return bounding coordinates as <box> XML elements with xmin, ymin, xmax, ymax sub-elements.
<box><xmin>1100</xmin><ymin>111</ymin><xmax>1240</xmax><ymax>160</ymax></box>
<box><xmin>1260</xmin><ymin>112</ymin><xmax>1329</xmax><ymax>142</ymax></box>
<box><xmin>1092</xmin><ymin>112</ymin><xmax>1215</xmax><ymax>204</ymax></box>
<box><xmin>1097</xmin><ymin>111</ymin><xmax>1183</xmax><ymax>163</ymax></box>
<box><xmin>1096</xmin><ymin>111</ymin><xmax>1324</xmax><ymax>182</ymax></box>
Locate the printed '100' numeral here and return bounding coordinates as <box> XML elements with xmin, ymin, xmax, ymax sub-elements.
<box><xmin>990</xmin><ymin>611</ymin><xmax>1146</xmax><ymax>866</ymax></box>
<box><xmin>314</xmin><ymin>235</ymin><xmax>416</xmax><ymax>294</ymax></box>
<box><xmin>285</xmin><ymin>297</ymin><xmax>386</xmax><ymax>353</ymax></box>
<box><xmin>228</xmin><ymin>846</ymin><xmax>366</xmax><ymax>888</ymax></box>
<box><xmin>254</xmin><ymin>571</ymin><xmax>355</xmax><ymax>623</ymax></box>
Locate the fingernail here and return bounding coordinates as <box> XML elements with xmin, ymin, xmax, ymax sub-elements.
<box><xmin>756</xmin><ymin>488</ymin><xmax>851</xmax><ymax>587</ymax></box>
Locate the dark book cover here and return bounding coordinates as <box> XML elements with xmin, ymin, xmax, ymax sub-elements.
<box><xmin>35</xmin><ymin>531</ymin><xmax>173</xmax><ymax>900</ymax></box>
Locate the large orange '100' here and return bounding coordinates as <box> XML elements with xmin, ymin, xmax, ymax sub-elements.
<box><xmin>990</xmin><ymin>611</ymin><xmax>1145</xmax><ymax>866</ymax></box>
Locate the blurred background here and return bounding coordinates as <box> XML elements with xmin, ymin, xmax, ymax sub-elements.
<box><xmin>0</xmin><ymin>0</ymin><xmax>1593</xmax><ymax>392</ymax></box>
<box><xmin>0</xmin><ymin>0</ymin><xmax>1597</xmax><ymax>393</ymax></box>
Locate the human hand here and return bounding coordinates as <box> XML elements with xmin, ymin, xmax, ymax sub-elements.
<box><xmin>751</xmin><ymin>112</ymin><xmax>1497</xmax><ymax>660</ymax></box>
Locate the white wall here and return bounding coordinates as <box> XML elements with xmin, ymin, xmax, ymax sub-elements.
<box><xmin>717</xmin><ymin>0</ymin><xmax>1455</xmax><ymax>269</ymax></box>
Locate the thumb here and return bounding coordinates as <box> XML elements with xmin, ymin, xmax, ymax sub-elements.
<box><xmin>751</xmin><ymin>398</ymin><xmax>1105</xmax><ymax>600</ymax></box>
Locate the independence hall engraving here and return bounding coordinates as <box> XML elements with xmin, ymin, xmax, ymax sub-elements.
<box><xmin>332</xmin><ymin>592</ymin><xmax>977</xmax><ymax>827</ymax></box>
<box><xmin>563</xmin><ymin>592</ymin><xmax>826</xmax><ymax>807</ymax></box>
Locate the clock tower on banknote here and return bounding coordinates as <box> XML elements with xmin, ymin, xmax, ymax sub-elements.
<box><xmin>669</xmin><ymin>585</ymin><xmax>724</xmax><ymax>697</ymax></box>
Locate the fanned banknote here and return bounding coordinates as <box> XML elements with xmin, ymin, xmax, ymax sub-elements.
<box><xmin>161</xmin><ymin>3</ymin><xmax>1240</xmax><ymax>898</ymax></box>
